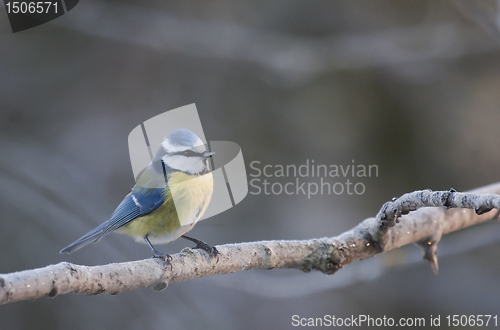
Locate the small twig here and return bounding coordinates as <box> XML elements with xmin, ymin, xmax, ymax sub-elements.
<box><xmin>377</xmin><ymin>188</ymin><xmax>500</xmax><ymax>230</ymax></box>
<box><xmin>1</xmin><ymin>182</ymin><xmax>500</xmax><ymax>305</ymax></box>
<box><xmin>374</xmin><ymin>185</ymin><xmax>500</xmax><ymax>272</ymax></box>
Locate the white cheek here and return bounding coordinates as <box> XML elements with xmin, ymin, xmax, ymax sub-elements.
<box><xmin>163</xmin><ymin>155</ymin><xmax>204</xmax><ymax>173</ymax></box>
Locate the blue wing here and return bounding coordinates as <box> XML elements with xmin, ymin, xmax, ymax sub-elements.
<box><xmin>60</xmin><ymin>186</ymin><xmax>166</xmax><ymax>254</ymax></box>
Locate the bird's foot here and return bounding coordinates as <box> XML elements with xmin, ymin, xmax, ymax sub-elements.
<box><xmin>182</xmin><ymin>235</ymin><xmax>219</xmax><ymax>263</ymax></box>
<box><xmin>144</xmin><ymin>236</ymin><xmax>173</xmax><ymax>270</ymax></box>
<box><xmin>196</xmin><ymin>241</ymin><xmax>219</xmax><ymax>263</ymax></box>
<box><xmin>152</xmin><ymin>251</ymin><xmax>173</xmax><ymax>270</ymax></box>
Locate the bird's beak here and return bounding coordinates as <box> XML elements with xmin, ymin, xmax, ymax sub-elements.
<box><xmin>203</xmin><ymin>150</ymin><xmax>215</xmax><ymax>158</ymax></box>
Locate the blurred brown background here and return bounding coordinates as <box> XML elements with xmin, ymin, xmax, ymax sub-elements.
<box><xmin>1</xmin><ymin>0</ymin><xmax>500</xmax><ymax>329</ymax></box>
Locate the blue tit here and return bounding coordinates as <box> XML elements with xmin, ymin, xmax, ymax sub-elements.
<box><xmin>60</xmin><ymin>129</ymin><xmax>217</xmax><ymax>265</ymax></box>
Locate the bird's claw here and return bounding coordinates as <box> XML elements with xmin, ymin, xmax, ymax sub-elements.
<box><xmin>195</xmin><ymin>242</ymin><xmax>219</xmax><ymax>263</ymax></box>
<box><xmin>210</xmin><ymin>246</ymin><xmax>220</xmax><ymax>263</ymax></box>
<box><xmin>181</xmin><ymin>235</ymin><xmax>219</xmax><ymax>263</ymax></box>
<box><xmin>153</xmin><ymin>252</ymin><xmax>173</xmax><ymax>270</ymax></box>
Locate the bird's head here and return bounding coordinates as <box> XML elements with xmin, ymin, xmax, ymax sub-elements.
<box><xmin>153</xmin><ymin>129</ymin><xmax>214</xmax><ymax>175</ymax></box>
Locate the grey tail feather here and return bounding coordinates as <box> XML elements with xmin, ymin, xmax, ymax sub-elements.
<box><xmin>59</xmin><ymin>221</ymin><xmax>111</xmax><ymax>254</ymax></box>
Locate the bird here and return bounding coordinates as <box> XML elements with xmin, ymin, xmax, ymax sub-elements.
<box><xmin>60</xmin><ymin>128</ymin><xmax>218</xmax><ymax>266</ymax></box>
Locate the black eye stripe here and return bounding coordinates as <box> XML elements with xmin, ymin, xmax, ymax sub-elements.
<box><xmin>173</xmin><ymin>150</ymin><xmax>200</xmax><ymax>157</ymax></box>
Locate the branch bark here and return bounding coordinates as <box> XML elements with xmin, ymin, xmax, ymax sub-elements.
<box><xmin>2</xmin><ymin>182</ymin><xmax>500</xmax><ymax>305</ymax></box>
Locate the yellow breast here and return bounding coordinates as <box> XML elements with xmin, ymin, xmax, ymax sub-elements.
<box><xmin>117</xmin><ymin>171</ymin><xmax>213</xmax><ymax>241</ymax></box>
<box><xmin>167</xmin><ymin>171</ymin><xmax>214</xmax><ymax>226</ymax></box>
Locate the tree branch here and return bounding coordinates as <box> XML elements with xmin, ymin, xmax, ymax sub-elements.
<box><xmin>2</xmin><ymin>182</ymin><xmax>500</xmax><ymax>305</ymax></box>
